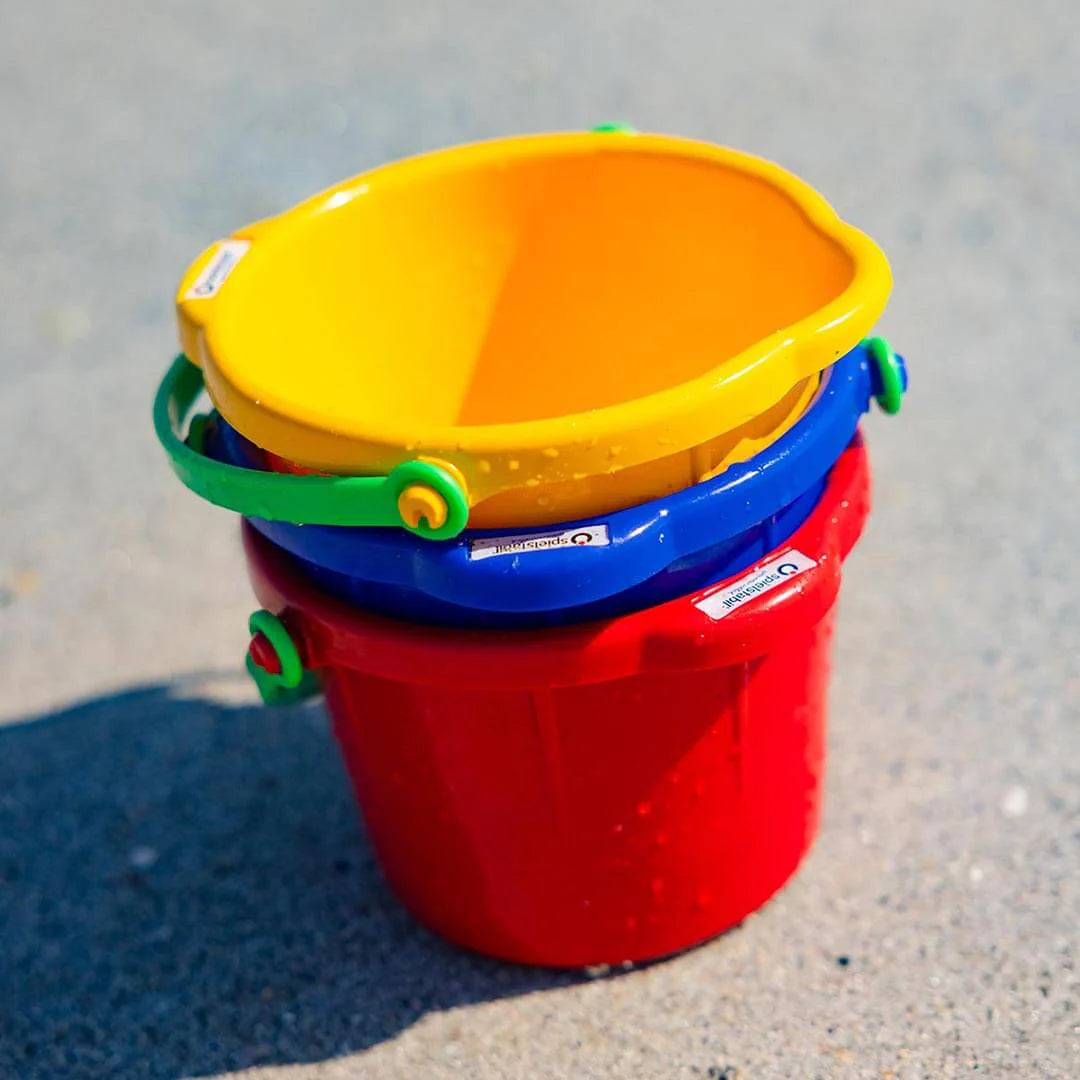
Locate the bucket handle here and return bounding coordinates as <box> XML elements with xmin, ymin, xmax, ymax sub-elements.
<box><xmin>864</xmin><ymin>336</ymin><xmax>907</xmax><ymax>415</ymax></box>
<box><xmin>153</xmin><ymin>355</ymin><xmax>470</xmax><ymax>540</ymax></box>
<box><xmin>245</xmin><ymin>608</ymin><xmax>321</xmax><ymax>705</ymax></box>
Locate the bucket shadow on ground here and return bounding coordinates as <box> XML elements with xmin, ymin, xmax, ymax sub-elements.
<box><xmin>0</xmin><ymin>680</ymin><xmax>587</xmax><ymax>1080</ymax></box>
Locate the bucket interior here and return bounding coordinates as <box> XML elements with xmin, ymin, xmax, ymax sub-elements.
<box><xmin>227</xmin><ymin>145</ymin><xmax>857</xmax><ymax>427</ymax></box>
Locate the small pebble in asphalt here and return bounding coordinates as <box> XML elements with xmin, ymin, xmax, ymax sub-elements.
<box><xmin>129</xmin><ymin>846</ymin><xmax>159</xmax><ymax>870</ymax></box>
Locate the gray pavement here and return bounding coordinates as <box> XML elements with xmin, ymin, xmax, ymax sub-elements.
<box><xmin>1</xmin><ymin>1</ymin><xmax>1078</xmax><ymax>1077</ymax></box>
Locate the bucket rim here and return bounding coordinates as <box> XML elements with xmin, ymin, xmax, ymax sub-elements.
<box><xmin>230</xmin><ymin>342</ymin><xmax>879</xmax><ymax>614</ymax></box>
<box><xmin>179</xmin><ymin>131</ymin><xmax>892</xmax><ymax>489</ymax></box>
<box><xmin>243</xmin><ymin>437</ymin><xmax>869</xmax><ymax>689</ymax></box>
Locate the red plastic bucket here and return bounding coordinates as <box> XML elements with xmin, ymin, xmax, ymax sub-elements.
<box><xmin>243</xmin><ymin>439</ymin><xmax>870</xmax><ymax>967</ymax></box>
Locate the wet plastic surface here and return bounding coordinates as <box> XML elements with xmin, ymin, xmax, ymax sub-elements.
<box><xmin>220</xmin><ymin>345</ymin><xmax>882</xmax><ymax>626</ymax></box>
<box><xmin>242</xmin><ymin>439</ymin><xmax>869</xmax><ymax>966</ymax></box>
<box><xmin>177</xmin><ymin>131</ymin><xmax>890</xmax><ymax>526</ymax></box>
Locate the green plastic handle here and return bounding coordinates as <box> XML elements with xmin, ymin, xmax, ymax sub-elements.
<box><xmin>153</xmin><ymin>354</ymin><xmax>470</xmax><ymax>539</ymax></box>
<box><xmin>247</xmin><ymin>655</ymin><xmax>322</xmax><ymax>706</ymax></box>
<box><xmin>245</xmin><ymin>609</ymin><xmax>321</xmax><ymax>706</ymax></box>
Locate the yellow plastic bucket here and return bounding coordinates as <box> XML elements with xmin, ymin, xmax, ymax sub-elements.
<box><xmin>176</xmin><ymin>131</ymin><xmax>890</xmax><ymax>528</ymax></box>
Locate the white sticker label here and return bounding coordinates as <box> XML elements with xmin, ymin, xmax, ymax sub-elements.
<box><xmin>694</xmin><ymin>549</ymin><xmax>817</xmax><ymax>620</ymax></box>
<box><xmin>468</xmin><ymin>524</ymin><xmax>611</xmax><ymax>561</ymax></box>
<box><xmin>184</xmin><ymin>240</ymin><xmax>250</xmax><ymax>299</ymax></box>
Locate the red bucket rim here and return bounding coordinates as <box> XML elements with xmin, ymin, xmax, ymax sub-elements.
<box><xmin>244</xmin><ymin>437</ymin><xmax>869</xmax><ymax>690</ymax></box>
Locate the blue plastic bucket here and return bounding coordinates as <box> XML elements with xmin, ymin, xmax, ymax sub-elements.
<box><xmin>214</xmin><ymin>342</ymin><xmax>904</xmax><ymax>627</ymax></box>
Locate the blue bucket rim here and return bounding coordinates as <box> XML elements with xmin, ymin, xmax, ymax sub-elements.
<box><xmin>219</xmin><ymin>343</ymin><xmax>884</xmax><ymax>614</ymax></box>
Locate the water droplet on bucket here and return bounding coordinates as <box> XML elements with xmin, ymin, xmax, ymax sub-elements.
<box><xmin>636</xmin><ymin>801</ymin><xmax>652</xmax><ymax>817</ymax></box>
<box><xmin>624</xmin><ymin>915</ymin><xmax>638</xmax><ymax>931</ymax></box>
<box><xmin>694</xmin><ymin>891</ymin><xmax>713</xmax><ymax>911</ymax></box>
<box><xmin>651</xmin><ymin>877</ymin><xmax>665</xmax><ymax>896</ymax></box>
<box><xmin>477</xmin><ymin>459</ymin><xmax>492</xmax><ymax>474</ymax></box>
<box><xmin>508</xmin><ymin>459</ymin><xmax>520</xmax><ymax>471</ymax></box>
<box><xmin>693</xmin><ymin>781</ymin><xmax>706</xmax><ymax>800</ymax></box>
<box><xmin>654</xmin><ymin>831</ymin><xmax>669</xmax><ymax>847</ymax></box>
<box><xmin>525</xmin><ymin>477</ymin><xmax>540</xmax><ymax>487</ymax></box>
<box><xmin>542</xmin><ymin>447</ymin><xmax>559</xmax><ymax>459</ymax></box>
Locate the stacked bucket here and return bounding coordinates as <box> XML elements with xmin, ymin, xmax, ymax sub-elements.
<box><xmin>155</xmin><ymin>130</ymin><xmax>906</xmax><ymax>967</ymax></box>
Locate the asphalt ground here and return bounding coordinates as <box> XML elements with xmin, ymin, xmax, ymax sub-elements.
<box><xmin>1</xmin><ymin>1</ymin><xmax>1077</xmax><ymax>1076</ymax></box>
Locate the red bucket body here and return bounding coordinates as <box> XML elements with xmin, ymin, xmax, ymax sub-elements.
<box><xmin>244</xmin><ymin>440</ymin><xmax>870</xmax><ymax>967</ymax></box>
